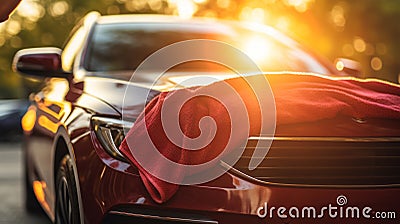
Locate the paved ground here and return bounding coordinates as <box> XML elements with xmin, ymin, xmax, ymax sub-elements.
<box><xmin>0</xmin><ymin>142</ymin><xmax>51</xmax><ymax>224</ymax></box>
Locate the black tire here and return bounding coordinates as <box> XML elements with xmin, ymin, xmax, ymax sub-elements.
<box><xmin>55</xmin><ymin>155</ymin><xmax>81</xmax><ymax>224</ymax></box>
<box><xmin>24</xmin><ymin>152</ymin><xmax>44</xmax><ymax>214</ymax></box>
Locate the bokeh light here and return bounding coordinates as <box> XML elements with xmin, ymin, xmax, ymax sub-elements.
<box><xmin>176</xmin><ymin>0</ymin><xmax>198</xmax><ymax>18</ymax></box>
<box><xmin>148</xmin><ymin>0</ymin><xmax>163</xmax><ymax>12</ymax></box>
<box><xmin>284</xmin><ymin>0</ymin><xmax>315</xmax><ymax>13</ymax></box>
<box><xmin>330</xmin><ymin>4</ymin><xmax>346</xmax><ymax>31</ymax></box>
<box><xmin>16</xmin><ymin>0</ymin><xmax>45</xmax><ymax>22</ymax></box>
<box><xmin>371</xmin><ymin>57</ymin><xmax>383</xmax><ymax>71</ymax></box>
<box><xmin>107</xmin><ymin>5</ymin><xmax>121</xmax><ymax>14</ymax></box>
<box><xmin>336</xmin><ymin>60</ymin><xmax>344</xmax><ymax>71</ymax></box>
<box><xmin>5</xmin><ymin>20</ymin><xmax>21</xmax><ymax>36</ymax></box>
<box><xmin>49</xmin><ymin>1</ymin><xmax>70</xmax><ymax>17</ymax></box>
<box><xmin>353</xmin><ymin>37</ymin><xmax>366</xmax><ymax>53</ymax></box>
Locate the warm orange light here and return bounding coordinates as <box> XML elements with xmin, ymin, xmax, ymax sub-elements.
<box><xmin>216</xmin><ymin>0</ymin><xmax>230</xmax><ymax>9</ymax></box>
<box><xmin>242</xmin><ymin>36</ymin><xmax>273</xmax><ymax>64</ymax></box>
<box><xmin>176</xmin><ymin>0</ymin><xmax>197</xmax><ymax>19</ymax></box>
<box><xmin>38</xmin><ymin>115</ymin><xmax>59</xmax><ymax>133</ymax></box>
<box><xmin>193</xmin><ymin>0</ymin><xmax>208</xmax><ymax>3</ymax></box>
<box><xmin>342</xmin><ymin>44</ymin><xmax>354</xmax><ymax>57</ymax></box>
<box><xmin>39</xmin><ymin>101</ymin><xmax>65</xmax><ymax>119</ymax></box>
<box><xmin>239</xmin><ymin>7</ymin><xmax>266</xmax><ymax>24</ymax></box>
<box><xmin>284</xmin><ymin>0</ymin><xmax>314</xmax><ymax>13</ymax></box>
<box><xmin>21</xmin><ymin>107</ymin><xmax>36</xmax><ymax>132</ymax></box>
<box><xmin>32</xmin><ymin>180</ymin><xmax>51</xmax><ymax>213</ymax></box>
<box><xmin>33</xmin><ymin>181</ymin><xmax>46</xmax><ymax>203</ymax></box>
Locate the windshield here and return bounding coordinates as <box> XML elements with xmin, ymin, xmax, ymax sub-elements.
<box><xmin>84</xmin><ymin>22</ymin><xmax>330</xmax><ymax>77</ymax></box>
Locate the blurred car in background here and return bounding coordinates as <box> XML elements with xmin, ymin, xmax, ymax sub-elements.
<box><xmin>13</xmin><ymin>12</ymin><xmax>399</xmax><ymax>224</ymax></box>
<box><xmin>0</xmin><ymin>99</ymin><xmax>28</xmax><ymax>141</ymax></box>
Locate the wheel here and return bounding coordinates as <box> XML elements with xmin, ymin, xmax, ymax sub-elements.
<box><xmin>55</xmin><ymin>155</ymin><xmax>81</xmax><ymax>224</ymax></box>
<box><xmin>24</xmin><ymin>150</ymin><xmax>43</xmax><ymax>214</ymax></box>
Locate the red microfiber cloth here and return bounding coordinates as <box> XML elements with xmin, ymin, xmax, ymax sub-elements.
<box><xmin>268</xmin><ymin>74</ymin><xmax>400</xmax><ymax>124</ymax></box>
<box><xmin>119</xmin><ymin>73</ymin><xmax>400</xmax><ymax>203</ymax></box>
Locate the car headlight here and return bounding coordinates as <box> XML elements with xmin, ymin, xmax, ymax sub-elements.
<box><xmin>91</xmin><ymin>116</ymin><xmax>134</xmax><ymax>162</ymax></box>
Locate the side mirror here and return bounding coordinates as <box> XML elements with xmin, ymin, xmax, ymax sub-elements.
<box><xmin>12</xmin><ymin>47</ymin><xmax>70</xmax><ymax>78</ymax></box>
<box><xmin>334</xmin><ymin>58</ymin><xmax>362</xmax><ymax>78</ymax></box>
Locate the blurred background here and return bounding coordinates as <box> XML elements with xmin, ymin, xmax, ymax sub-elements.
<box><xmin>1</xmin><ymin>0</ymin><xmax>400</xmax><ymax>98</ymax></box>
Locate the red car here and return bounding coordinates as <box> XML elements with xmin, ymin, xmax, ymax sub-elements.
<box><xmin>14</xmin><ymin>13</ymin><xmax>399</xmax><ymax>224</ymax></box>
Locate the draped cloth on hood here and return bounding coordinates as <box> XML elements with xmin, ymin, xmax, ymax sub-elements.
<box><xmin>120</xmin><ymin>73</ymin><xmax>400</xmax><ymax>203</ymax></box>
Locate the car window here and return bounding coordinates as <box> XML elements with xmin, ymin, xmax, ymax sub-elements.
<box><xmin>84</xmin><ymin>23</ymin><xmax>233</xmax><ymax>72</ymax></box>
<box><xmin>83</xmin><ymin>22</ymin><xmax>330</xmax><ymax>78</ymax></box>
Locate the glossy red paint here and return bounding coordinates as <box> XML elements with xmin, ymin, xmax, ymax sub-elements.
<box><xmin>22</xmin><ymin>79</ymin><xmax>400</xmax><ymax>224</ymax></box>
<box><xmin>72</xmin><ymin>124</ymin><xmax>400</xmax><ymax>223</ymax></box>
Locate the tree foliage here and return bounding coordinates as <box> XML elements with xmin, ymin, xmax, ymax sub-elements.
<box><xmin>0</xmin><ymin>0</ymin><xmax>399</xmax><ymax>98</ymax></box>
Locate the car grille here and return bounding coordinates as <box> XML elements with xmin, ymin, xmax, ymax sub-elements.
<box><xmin>232</xmin><ymin>137</ymin><xmax>400</xmax><ymax>186</ymax></box>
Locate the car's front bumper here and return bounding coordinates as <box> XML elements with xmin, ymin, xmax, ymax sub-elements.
<box><xmin>74</xmin><ymin>132</ymin><xmax>400</xmax><ymax>224</ymax></box>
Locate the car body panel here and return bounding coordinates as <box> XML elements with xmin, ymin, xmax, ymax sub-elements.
<box><xmin>23</xmin><ymin>77</ymin><xmax>120</xmax><ymax>219</ymax></box>
<box><xmin>74</xmin><ymin>124</ymin><xmax>400</xmax><ymax>223</ymax></box>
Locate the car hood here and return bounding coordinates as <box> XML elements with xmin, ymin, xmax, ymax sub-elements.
<box><xmin>81</xmin><ymin>71</ymin><xmax>239</xmax><ymax>119</ymax></box>
<box><xmin>81</xmin><ymin>71</ymin><xmax>400</xmax><ymax>137</ymax></box>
